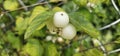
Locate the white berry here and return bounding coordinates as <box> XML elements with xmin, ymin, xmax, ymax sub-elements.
<box><xmin>46</xmin><ymin>35</ymin><xmax>52</xmax><ymax>41</ymax></box>
<box><xmin>57</xmin><ymin>37</ymin><xmax>64</xmax><ymax>43</ymax></box>
<box><xmin>61</xmin><ymin>24</ymin><xmax>76</xmax><ymax>40</ymax></box>
<box><xmin>53</xmin><ymin>11</ymin><xmax>69</xmax><ymax>27</ymax></box>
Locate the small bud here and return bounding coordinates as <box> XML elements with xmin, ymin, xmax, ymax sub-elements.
<box><xmin>57</xmin><ymin>37</ymin><xmax>64</xmax><ymax>43</ymax></box>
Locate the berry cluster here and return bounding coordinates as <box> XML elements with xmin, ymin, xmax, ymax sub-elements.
<box><xmin>47</xmin><ymin>11</ymin><xmax>77</xmax><ymax>41</ymax></box>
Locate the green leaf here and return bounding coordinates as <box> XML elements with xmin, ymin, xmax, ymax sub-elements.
<box><xmin>3</xmin><ymin>0</ymin><xmax>19</xmax><ymax>11</ymax></box>
<box><xmin>73</xmin><ymin>53</ymin><xmax>83</xmax><ymax>56</ymax></box>
<box><xmin>89</xmin><ymin>0</ymin><xmax>101</xmax><ymax>4</ymax></box>
<box><xmin>69</xmin><ymin>12</ymin><xmax>100</xmax><ymax>38</ymax></box>
<box><xmin>104</xmin><ymin>31</ymin><xmax>112</xmax><ymax>43</ymax></box>
<box><xmin>16</xmin><ymin>16</ymin><xmax>28</xmax><ymax>35</ymax></box>
<box><xmin>46</xmin><ymin>17</ymin><xmax>57</xmax><ymax>34</ymax></box>
<box><xmin>78</xmin><ymin>8</ymin><xmax>93</xmax><ymax>22</ymax></box>
<box><xmin>0</xmin><ymin>0</ymin><xmax>3</xmax><ymax>3</ymax></box>
<box><xmin>73</xmin><ymin>0</ymin><xmax>87</xmax><ymax>6</ymax></box>
<box><xmin>52</xmin><ymin>7</ymin><xmax>64</xmax><ymax>12</ymax></box>
<box><xmin>114</xmin><ymin>37</ymin><xmax>120</xmax><ymax>44</ymax></box>
<box><xmin>49</xmin><ymin>0</ymin><xmax>60</xmax><ymax>3</ymax></box>
<box><xmin>119</xmin><ymin>0</ymin><xmax>120</xmax><ymax>6</ymax></box>
<box><xmin>32</xmin><ymin>28</ymin><xmax>46</xmax><ymax>37</ymax></box>
<box><xmin>64</xmin><ymin>47</ymin><xmax>74</xmax><ymax>56</ymax></box>
<box><xmin>23</xmin><ymin>39</ymin><xmax>44</xmax><ymax>56</ymax></box>
<box><xmin>81</xmin><ymin>37</ymin><xmax>93</xmax><ymax>48</ymax></box>
<box><xmin>85</xmin><ymin>49</ymin><xmax>103</xmax><ymax>56</ymax></box>
<box><xmin>62</xmin><ymin>1</ymin><xmax>78</xmax><ymax>13</ymax></box>
<box><xmin>28</xmin><ymin>6</ymin><xmax>47</xmax><ymax>24</ymax></box>
<box><xmin>24</xmin><ymin>11</ymin><xmax>54</xmax><ymax>39</ymax></box>
<box><xmin>1</xmin><ymin>50</ymin><xmax>9</xmax><ymax>56</ymax></box>
<box><xmin>6</xmin><ymin>31</ymin><xmax>21</xmax><ymax>51</ymax></box>
<box><xmin>44</xmin><ymin>43</ymin><xmax>60</xmax><ymax>56</ymax></box>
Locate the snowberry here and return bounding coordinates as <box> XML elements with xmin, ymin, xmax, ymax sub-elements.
<box><xmin>57</xmin><ymin>37</ymin><xmax>64</xmax><ymax>43</ymax></box>
<box><xmin>46</xmin><ymin>35</ymin><xmax>52</xmax><ymax>41</ymax></box>
<box><xmin>53</xmin><ymin>11</ymin><xmax>69</xmax><ymax>27</ymax></box>
<box><xmin>61</xmin><ymin>24</ymin><xmax>76</xmax><ymax>40</ymax></box>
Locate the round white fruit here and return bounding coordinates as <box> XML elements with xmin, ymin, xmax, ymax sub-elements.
<box><xmin>57</xmin><ymin>37</ymin><xmax>64</xmax><ymax>43</ymax></box>
<box><xmin>61</xmin><ymin>24</ymin><xmax>76</xmax><ymax>40</ymax></box>
<box><xmin>46</xmin><ymin>35</ymin><xmax>52</xmax><ymax>41</ymax></box>
<box><xmin>53</xmin><ymin>11</ymin><xmax>69</xmax><ymax>27</ymax></box>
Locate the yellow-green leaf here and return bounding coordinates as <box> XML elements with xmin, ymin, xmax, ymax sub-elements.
<box><xmin>73</xmin><ymin>53</ymin><xmax>83</xmax><ymax>56</ymax></box>
<box><xmin>6</xmin><ymin>31</ymin><xmax>21</xmax><ymax>51</ymax></box>
<box><xmin>16</xmin><ymin>16</ymin><xmax>28</xmax><ymax>35</ymax></box>
<box><xmin>49</xmin><ymin>0</ymin><xmax>61</xmax><ymax>3</ymax></box>
<box><xmin>78</xmin><ymin>8</ymin><xmax>93</xmax><ymax>21</ymax></box>
<box><xmin>85</xmin><ymin>49</ymin><xmax>103</xmax><ymax>56</ymax></box>
<box><xmin>3</xmin><ymin>0</ymin><xmax>19</xmax><ymax>11</ymax></box>
<box><xmin>69</xmin><ymin>12</ymin><xmax>100</xmax><ymax>38</ymax></box>
<box><xmin>29</xmin><ymin>6</ymin><xmax>47</xmax><ymax>24</ymax></box>
<box><xmin>104</xmin><ymin>31</ymin><xmax>112</xmax><ymax>43</ymax></box>
<box><xmin>73</xmin><ymin>0</ymin><xmax>87</xmax><ymax>6</ymax></box>
<box><xmin>23</xmin><ymin>39</ymin><xmax>43</xmax><ymax>56</ymax></box>
<box><xmin>44</xmin><ymin>43</ymin><xmax>60</xmax><ymax>56</ymax></box>
<box><xmin>24</xmin><ymin>11</ymin><xmax>54</xmax><ymax>39</ymax></box>
<box><xmin>16</xmin><ymin>16</ymin><xmax>24</xmax><ymax>30</ymax></box>
<box><xmin>46</xmin><ymin>17</ymin><xmax>57</xmax><ymax>34</ymax></box>
<box><xmin>52</xmin><ymin>7</ymin><xmax>64</xmax><ymax>12</ymax></box>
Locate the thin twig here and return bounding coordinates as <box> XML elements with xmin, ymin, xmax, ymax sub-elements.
<box><xmin>108</xmin><ymin>48</ymin><xmax>120</xmax><ymax>54</ymax></box>
<box><xmin>18</xmin><ymin>0</ymin><xmax>28</xmax><ymax>11</ymax></box>
<box><xmin>0</xmin><ymin>2</ymin><xmax>48</xmax><ymax>30</ymax></box>
<box><xmin>28</xmin><ymin>2</ymin><xmax>48</xmax><ymax>7</ymax></box>
<box><xmin>99</xmin><ymin>18</ymin><xmax>120</xmax><ymax>30</ymax></box>
<box><xmin>95</xmin><ymin>39</ymin><xmax>107</xmax><ymax>56</ymax></box>
<box><xmin>99</xmin><ymin>0</ymin><xmax>120</xmax><ymax>30</ymax></box>
<box><xmin>1</xmin><ymin>8</ymin><xmax>14</xmax><ymax>22</ymax></box>
<box><xmin>79</xmin><ymin>41</ymin><xmax>114</xmax><ymax>53</ymax></box>
<box><xmin>5</xmin><ymin>12</ymin><xmax>14</xmax><ymax>22</ymax></box>
<box><xmin>0</xmin><ymin>2</ymin><xmax>48</xmax><ymax>15</ymax></box>
<box><xmin>37</xmin><ymin>0</ymin><xmax>45</xmax><ymax>3</ymax></box>
<box><xmin>111</xmin><ymin>0</ymin><xmax>120</xmax><ymax>15</ymax></box>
